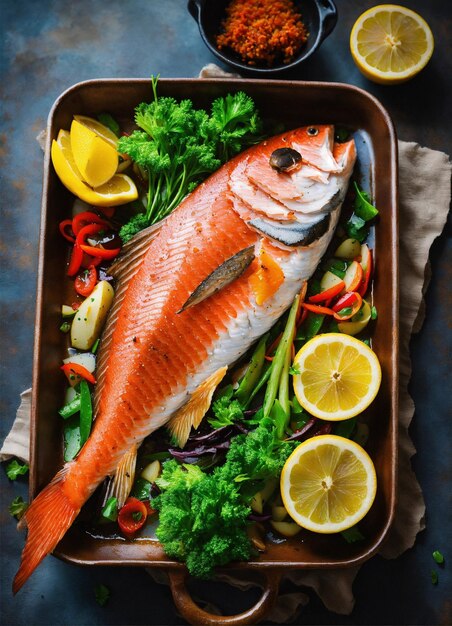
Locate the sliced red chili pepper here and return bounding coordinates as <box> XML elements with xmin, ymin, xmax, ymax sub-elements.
<box><xmin>301</xmin><ymin>303</ymin><xmax>335</xmax><ymax>316</ymax></box>
<box><xmin>67</xmin><ymin>244</ymin><xmax>84</xmax><ymax>277</ymax></box>
<box><xmin>80</xmin><ymin>252</ymin><xmax>103</xmax><ymax>269</ymax></box>
<box><xmin>358</xmin><ymin>250</ymin><xmax>373</xmax><ymax>296</ymax></box>
<box><xmin>118</xmin><ymin>497</ymin><xmax>148</xmax><ymax>539</ymax></box>
<box><xmin>333</xmin><ymin>292</ymin><xmax>363</xmax><ymax>321</ymax></box>
<box><xmin>298</xmin><ymin>307</ymin><xmax>308</xmax><ymax>326</ymax></box>
<box><xmin>75</xmin><ymin>265</ymin><xmax>98</xmax><ymax>297</ymax></box>
<box><xmin>72</xmin><ymin>211</ymin><xmax>109</xmax><ymax>236</ymax></box>
<box><xmin>61</xmin><ymin>362</ymin><xmax>97</xmax><ymax>385</ymax></box>
<box><xmin>59</xmin><ymin>219</ymin><xmax>75</xmax><ymax>243</ymax></box>
<box><xmin>76</xmin><ymin>223</ymin><xmax>106</xmax><ymax>247</ymax></box>
<box><xmin>308</xmin><ymin>280</ymin><xmax>345</xmax><ymax>304</ymax></box>
<box><xmin>332</xmin><ymin>291</ymin><xmax>360</xmax><ymax>313</ymax></box>
<box><xmin>80</xmin><ymin>244</ymin><xmax>121</xmax><ymax>260</ymax></box>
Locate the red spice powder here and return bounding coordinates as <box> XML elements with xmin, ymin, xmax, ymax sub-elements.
<box><xmin>216</xmin><ymin>0</ymin><xmax>308</xmax><ymax>67</ymax></box>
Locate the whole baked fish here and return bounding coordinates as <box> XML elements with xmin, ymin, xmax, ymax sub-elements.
<box><xmin>14</xmin><ymin>124</ymin><xmax>356</xmax><ymax>592</ymax></box>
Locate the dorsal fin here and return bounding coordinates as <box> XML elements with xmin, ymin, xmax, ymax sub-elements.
<box><xmin>94</xmin><ymin>220</ymin><xmax>165</xmax><ymax>414</ymax></box>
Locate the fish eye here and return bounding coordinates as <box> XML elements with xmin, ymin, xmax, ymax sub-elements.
<box><xmin>307</xmin><ymin>127</ymin><xmax>319</xmax><ymax>136</ymax></box>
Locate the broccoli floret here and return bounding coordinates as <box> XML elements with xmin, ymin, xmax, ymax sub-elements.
<box><xmin>154</xmin><ymin>419</ymin><xmax>296</xmax><ymax>578</ymax></box>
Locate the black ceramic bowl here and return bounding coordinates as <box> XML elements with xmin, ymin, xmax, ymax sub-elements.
<box><xmin>188</xmin><ymin>0</ymin><xmax>337</xmax><ymax>75</ymax></box>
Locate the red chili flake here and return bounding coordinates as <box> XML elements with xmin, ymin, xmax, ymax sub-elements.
<box><xmin>216</xmin><ymin>0</ymin><xmax>308</xmax><ymax>67</ymax></box>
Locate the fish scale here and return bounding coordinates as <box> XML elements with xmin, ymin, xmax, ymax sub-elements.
<box><xmin>13</xmin><ymin>124</ymin><xmax>356</xmax><ymax>593</ymax></box>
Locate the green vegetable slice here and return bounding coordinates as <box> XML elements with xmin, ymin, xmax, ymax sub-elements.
<box><xmin>79</xmin><ymin>380</ymin><xmax>93</xmax><ymax>447</ymax></box>
<box><xmin>102</xmin><ymin>497</ymin><xmax>118</xmax><ymax>522</ymax></box>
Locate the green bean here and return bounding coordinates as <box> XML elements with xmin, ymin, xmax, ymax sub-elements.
<box><xmin>58</xmin><ymin>395</ymin><xmax>81</xmax><ymax>419</ymax></box>
<box><xmin>79</xmin><ymin>380</ymin><xmax>93</xmax><ymax>447</ymax></box>
<box><xmin>235</xmin><ymin>334</ymin><xmax>268</xmax><ymax>405</ymax></box>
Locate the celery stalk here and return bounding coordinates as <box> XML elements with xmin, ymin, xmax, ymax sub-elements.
<box><xmin>263</xmin><ymin>295</ymin><xmax>299</xmax><ymax>419</ymax></box>
<box><xmin>235</xmin><ymin>334</ymin><xmax>268</xmax><ymax>405</ymax></box>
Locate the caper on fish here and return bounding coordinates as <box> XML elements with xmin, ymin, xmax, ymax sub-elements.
<box><xmin>269</xmin><ymin>147</ymin><xmax>302</xmax><ymax>173</ymax></box>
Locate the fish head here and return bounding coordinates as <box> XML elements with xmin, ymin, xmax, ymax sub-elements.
<box><xmin>229</xmin><ymin>125</ymin><xmax>357</xmax><ymax>248</ymax></box>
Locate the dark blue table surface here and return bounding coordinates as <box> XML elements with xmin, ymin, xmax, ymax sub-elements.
<box><xmin>1</xmin><ymin>1</ymin><xmax>451</xmax><ymax>624</ymax></box>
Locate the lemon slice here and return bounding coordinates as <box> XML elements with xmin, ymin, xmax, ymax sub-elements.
<box><xmin>350</xmin><ymin>4</ymin><xmax>434</xmax><ymax>84</ymax></box>
<box><xmin>70</xmin><ymin>119</ymin><xmax>118</xmax><ymax>187</ymax></box>
<box><xmin>51</xmin><ymin>130</ymin><xmax>138</xmax><ymax>207</ymax></box>
<box><xmin>293</xmin><ymin>334</ymin><xmax>381</xmax><ymax>421</ymax></box>
<box><xmin>281</xmin><ymin>435</ymin><xmax>377</xmax><ymax>533</ymax></box>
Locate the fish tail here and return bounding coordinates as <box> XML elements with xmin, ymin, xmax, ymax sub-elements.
<box><xmin>13</xmin><ymin>466</ymin><xmax>79</xmax><ymax>594</ymax></box>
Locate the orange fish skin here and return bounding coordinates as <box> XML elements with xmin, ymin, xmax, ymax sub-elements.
<box><xmin>14</xmin><ymin>125</ymin><xmax>356</xmax><ymax>592</ymax></box>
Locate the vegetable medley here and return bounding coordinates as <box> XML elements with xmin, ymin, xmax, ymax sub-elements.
<box><xmin>54</xmin><ymin>83</ymin><xmax>380</xmax><ymax>578</ymax></box>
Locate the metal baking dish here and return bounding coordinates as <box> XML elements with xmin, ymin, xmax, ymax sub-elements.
<box><xmin>31</xmin><ymin>79</ymin><xmax>398</xmax><ymax>625</ymax></box>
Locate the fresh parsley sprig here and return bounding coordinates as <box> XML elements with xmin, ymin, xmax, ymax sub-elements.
<box><xmin>118</xmin><ymin>78</ymin><xmax>263</xmax><ymax>242</ymax></box>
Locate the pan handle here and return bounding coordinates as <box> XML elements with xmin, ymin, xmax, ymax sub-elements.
<box><xmin>187</xmin><ymin>0</ymin><xmax>206</xmax><ymax>21</ymax></box>
<box><xmin>317</xmin><ymin>0</ymin><xmax>338</xmax><ymax>39</ymax></box>
<box><xmin>168</xmin><ymin>569</ymin><xmax>282</xmax><ymax>626</ymax></box>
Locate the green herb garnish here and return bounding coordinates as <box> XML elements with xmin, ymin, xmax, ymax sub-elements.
<box><xmin>94</xmin><ymin>583</ymin><xmax>110</xmax><ymax>606</ymax></box>
<box><xmin>9</xmin><ymin>495</ymin><xmax>28</xmax><ymax>519</ymax></box>
<box><xmin>118</xmin><ymin>77</ymin><xmax>263</xmax><ymax>242</ymax></box>
<box><xmin>5</xmin><ymin>459</ymin><xmax>29</xmax><ymax>480</ymax></box>
<box><xmin>432</xmin><ymin>550</ymin><xmax>444</xmax><ymax>565</ymax></box>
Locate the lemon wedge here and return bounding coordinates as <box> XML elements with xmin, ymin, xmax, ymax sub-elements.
<box><xmin>73</xmin><ymin>115</ymin><xmax>120</xmax><ymax>149</ymax></box>
<box><xmin>293</xmin><ymin>334</ymin><xmax>381</xmax><ymax>421</ymax></box>
<box><xmin>51</xmin><ymin>130</ymin><xmax>138</xmax><ymax>207</ymax></box>
<box><xmin>70</xmin><ymin>119</ymin><xmax>118</xmax><ymax>187</ymax></box>
<box><xmin>281</xmin><ymin>435</ymin><xmax>377</xmax><ymax>533</ymax></box>
<box><xmin>350</xmin><ymin>4</ymin><xmax>434</xmax><ymax>84</ymax></box>
<box><xmin>72</xmin><ymin>115</ymin><xmax>131</xmax><ymax>173</ymax></box>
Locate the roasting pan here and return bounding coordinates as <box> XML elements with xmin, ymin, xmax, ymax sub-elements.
<box><xmin>30</xmin><ymin>78</ymin><xmax>398</xmax><ymax>625</ymax></box>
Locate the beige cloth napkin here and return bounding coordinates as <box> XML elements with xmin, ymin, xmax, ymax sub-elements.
<box><xmin>1</xmin><ymin>68</ymin><xmax>451</xmax><ymax>621</ymax></box>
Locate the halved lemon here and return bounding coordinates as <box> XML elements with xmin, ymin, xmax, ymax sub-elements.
<box><xmin>293</xmin><ymin>334</ymin><xmax>381</xmax><ymax>421</ymax></box>
<box><xmin>281</xmin><ymin>435</ymin><xmax>377</xmax><ymax>533</ymax></box>
<box><xmin>51</xmin><ymin>130</ymin><xmax>138</xmax><ymax>207</ymax></box>
<box><xmin>350</xmin><ymin>5</ymin><xmax>434</xmax><ymax>84</ymax></box>
<box><xmin>70</xmin><ymin>119</ymin><xmax>118</xmax><ymax>187</ymax></box>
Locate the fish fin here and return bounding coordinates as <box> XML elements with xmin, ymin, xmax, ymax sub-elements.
<box><xmin>94</xmin><ymin>221</ymin><xmax>164</xmax><ymax>414</ymax></box>
<box><xmin>167</xmin><ymin>366</ymin><xmax>228</xmax><ymax>448</ymax></box>
<box><xmin>13</xmin><ymin>465</ymin><xmax>79</xmax><ymax>594</ymax></box>
<box><xmin>104</xmin><ymin>445</ymin><xmax>137</xmax><ymax>509</ymax></box>
<box><xmin>178</xmin><ymin>246</ymin><xmax>255</xmax><ymax>313</ymax></box>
